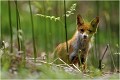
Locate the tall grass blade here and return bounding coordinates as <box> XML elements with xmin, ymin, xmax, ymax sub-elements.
<box><xmin>28</xmin><ymin>1</ymin><xmax>37</xmax><ymax>62</ymax></box>
<box><xmin>96</xmin><ymin>1</ymin><xmax>100</xmax><ymax>68</ymax></box>
<box><xmin>99</xmin><ymin>44</ymin><xmax>109</xmax><ymax>70</ymax></box>
<box><xmin>15</xmin><ymin>1</ymin><xmax>21</xmax><ymax>51</ymax></box>
<box><xmin>15</xmin><ymin>1</ymin><xmax>26</xmax><ymax>65</ymax></box>
<box><xmin>64</xmin><ymin>0</ymin><xmax>68</xmax><ymax>53</ymax></box>
<box><xmin>43</xmin><ymin>1</ymin><xmax>48</xmax><ymax>61</ymax></box>
<box><xmin>8</xmin><ymin>1</ymin><xmax>13</xmax><ymax>53</ymax></box>
<box><xmin>0</xmin><ymin>1</ymin><xmax>2</xmax><ymax>41</ymax></box>
<box><xmin>63</xmin><ymin>0</ymin><xmax>69</xmax><ymax>63</ymax></box>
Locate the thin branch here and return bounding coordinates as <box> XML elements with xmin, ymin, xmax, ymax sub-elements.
<box><xmin>72</xmin><ymin>64</ymin><xmax>81</xmax><ymax>72</ymax></box>
<box><xmin>108</xmin><ymin>44</ymin><xmax>117</xmax><ymax>72</ymax></box>
<box><xmin>99</xmin><ymin>44</ymin><xmax>109</xmax><ymax>70</ymax></box>
<box><xmin>101</xmin><ymin>44</ymin><xmax>109</xmax><ymax>61</ymax></box>
<box><xmin>58</xmin><ymin>58</ymin><xmax>74</xmax><ymax>69</ymax></box>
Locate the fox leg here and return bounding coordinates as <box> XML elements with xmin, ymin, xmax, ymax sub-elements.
<box><xmin>69</xmin><ymin>50</ymin><xmax>87</xmax><ymax>71</ymax></box>
<box><xmin>69</xmin><ymin>44</ymin><xmax>79</xmax><ymax>62</ymax></box>
<box><xmin>81</xmin><ymin>57</ymin><xmax>87</xmax><ymax>71</ymax></box>
<box><xmin>69</xmin><ymin>50</ymin><xmax>78</xmax><ymax>62</ymax></box>
<box><xmin>80</xmin><ymin>50</ymin><xmax>88</xmax><ymax>71</ymax></box>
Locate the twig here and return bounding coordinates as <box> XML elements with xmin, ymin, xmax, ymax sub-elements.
<box><xmin>51</xmin><ymin>58</ymin><xmax>74</xmax><ymax>69</ymax></box>
<box><xmin>99</xmin><ymin>44</ymin><xmax>109</xmax><ymax>70</ymax></box>
<box><xmin>108</xmin><ymin>44</ymin><xmax>117</xmax><ymax>72</ymax></box>
<box><xmin>101</xmin><ymin>44</ymin><xmax>109</xmax><ymax>61</ymax></box>
<box><xmin>58</xmin><ymin>58</ymin><xmax>74</xmax><ymax>69</ymax></box>
<box><xmin>72</xmin><ymin>64</ymin><xmax>81</xmax><ymax>72</ymax></box>
<box><xmin>26</xmin><ymin>57</ymin><xmax>43</xmax><ymax>60</ymax></box>
<box><xmin>50</xmin><ymin>58</ymin><xmax>59</xmax><ymax>64</ymax></box>
<box><xmin>51</xmin><ymin>58</ymin><xmax>81</xmax><ymax>72</ymax></box>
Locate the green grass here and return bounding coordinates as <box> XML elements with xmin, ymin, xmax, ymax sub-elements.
<box><xmin>1</xmin><ymin>1</ymin><xmax>119</xmax><ymax>79</ymax></box>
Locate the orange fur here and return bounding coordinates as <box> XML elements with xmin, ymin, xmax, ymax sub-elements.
<box><xmin>53</xmin><ymin>14</ymin><xmax>99</xmax><ymax>71</ymax></box>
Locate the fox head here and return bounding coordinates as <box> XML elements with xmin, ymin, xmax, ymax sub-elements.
<box><xmin>76</xmin><ymin>14</ymin><xmax>99</xmax><ymax>40</ymax></box>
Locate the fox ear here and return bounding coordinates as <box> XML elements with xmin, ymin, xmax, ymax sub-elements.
<box><xmin>77</xmin><ymin>14</ymin><xmax>84</xmax><ymax>26</ymax></box>
<box><xmin>91</xmin><ymin>16</ymin><xmax>99</xmax><ymax>27</ymax></box>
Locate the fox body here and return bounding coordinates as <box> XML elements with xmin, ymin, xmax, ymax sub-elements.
<box><xmin>53</xmin><ymin>14</ymin><xmax>99</xmax><ymax>70</ymax></box>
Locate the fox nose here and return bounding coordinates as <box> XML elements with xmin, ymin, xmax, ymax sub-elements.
<box><xmin>83</xmin><ymin>35</ymin><xmax>87</xmax><ymax>39</ymax></box>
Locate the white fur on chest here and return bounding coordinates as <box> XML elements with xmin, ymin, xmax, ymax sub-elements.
<box><xmin>72</xmin><ymin>31</ymin><xmax>93</xmax><ymax>50</ymax></box>
<box><xmin>69</xmin><ymin>31</ymin><xmax>93</xmax><ymax>61</ymax></box>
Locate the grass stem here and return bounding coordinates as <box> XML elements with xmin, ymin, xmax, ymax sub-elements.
<box><xmin>64</xmin><ymin>0</ymin><xmax>68</xmax><ymax>53</ymax></box>
<box><xmin>15</xmin><ymin>1</ymin><xmax>21</xmax><ymax>51</ymax></box>
<box><xmin>28</xmin><ymin>1</ymin><xmax>37</xmax><ymax>62</ymax></box>
<box><xmin>8</xmin><ymin>1</ymin><xmax>13</xmax><ymax>53</ymax></box>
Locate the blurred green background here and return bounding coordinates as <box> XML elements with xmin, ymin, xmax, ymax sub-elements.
<box><xmin>1</xmin><ymin>1</ymin><xmax>119</xmax><ymax>73</ymax></box>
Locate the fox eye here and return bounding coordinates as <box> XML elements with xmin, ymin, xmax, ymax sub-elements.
<box><xmin>88</xmin><ymin>30</ymin><xmax>92</xmax><ymax>33</ymax></box>
<box><xmin>80</xmin><ymin>29</ymin><xmax>84</xmax><ymax>32</ymax></box>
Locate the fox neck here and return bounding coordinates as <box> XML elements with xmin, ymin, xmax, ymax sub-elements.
<box><xmin>69</xmin><ymin>30</ymin><xmax>93</xmax><ymax>61</ymax></box>
<box><xmin>69</xmin><ymin>30</ymin><xmax>91</xmax><ymax>50</ymax></box>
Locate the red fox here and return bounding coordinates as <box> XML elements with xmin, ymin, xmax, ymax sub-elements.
<box><xmin>53</xmin><ymin>14</ymin><xmax>99</xmax><ymax>71</ymax></box>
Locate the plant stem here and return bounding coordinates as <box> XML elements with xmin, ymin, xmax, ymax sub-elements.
<box><xmin>64</xmin><ymin>0</ymin><xmax>68</xmax><ymax>53</ymax></box>
<box><xmin>29</xmin><ymin>1</ymin><xmax>37</xmax><ymax>62</ymax></box>
<box><xmin>8</xmin><ymin>1</ymin><xmax>13</xmax><ymax>53</ymax></box>
<box><xmin>99</xmin><ymin>44</ymin><xmax>109</xmax><ymax>70</ymax></box>
<box><xmin>15</xmin><ymin>1</ymin><xmax>21</xmax><ymax>51</ymax></box>
<box><xmin>108</xmin><ymin>44</ymin><xmax>117</xmax><ymax>72</ymax></box>
<box><xmin>64</xmin><ymin>0</ymin><xmax>69</xmax><ymax>63</ymax></box>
